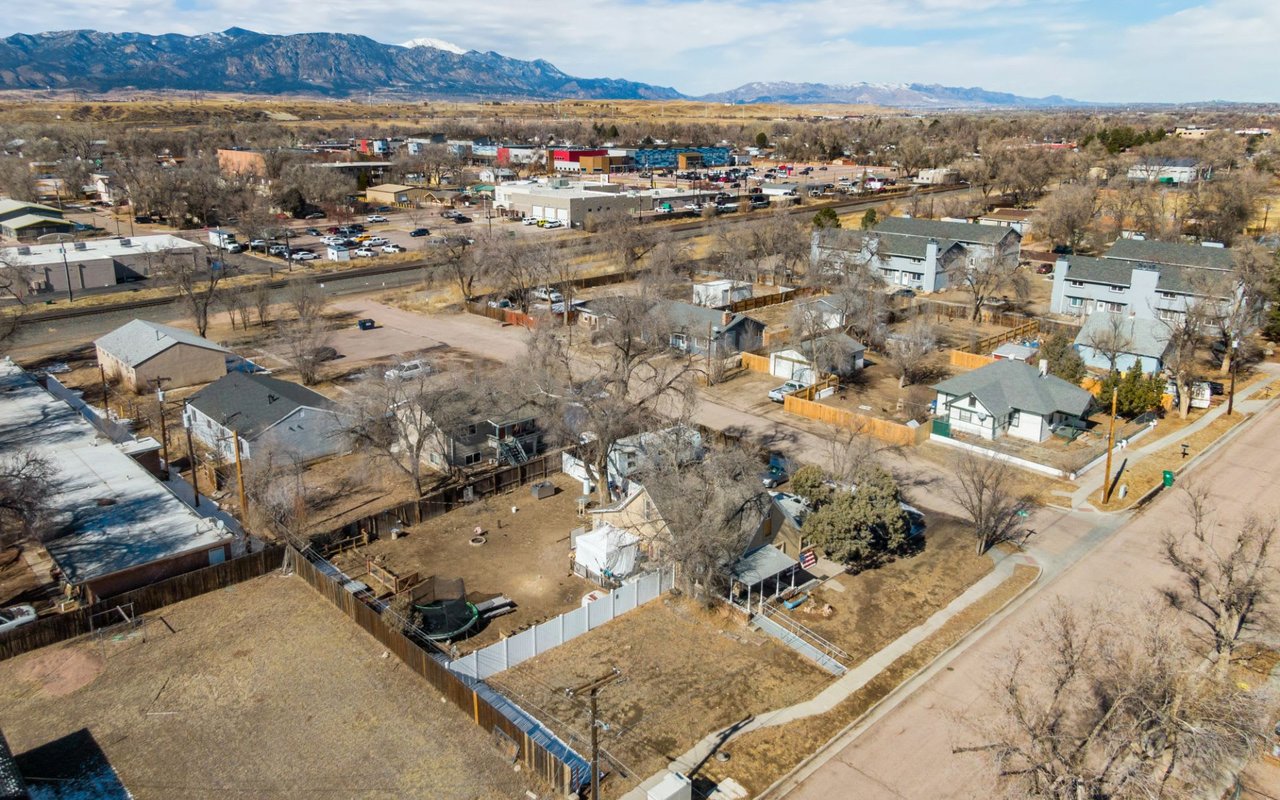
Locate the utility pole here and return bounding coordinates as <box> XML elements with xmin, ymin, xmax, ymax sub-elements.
<box><xmin>155</xmin><ymin>380</ymin><xmax>170</xmax><ymax>471</ymax></box>
<box><xmin>1102</xmin><ymin>388</ymin><xmax>1119</xmax><ymax>504</ymax></box>
<box><xmin>1227</xmin><ymin>339</ymin><xmax>1239</xmax><ymax>416</ymax></box>
<box><xmin>233</xmin><ymin>431</ymin><xmax>248</xmax><ymax>519</ymax></box>
<box><xmin>182</xmin><ymin>400</ymin><xmax>200</xmax><ymax>508</ymax></box>
<box><xmin>565</xmin><ymin>667</ymin><xmax>621</xmax><ymax>800</ymax></box>
<box><xmin>99</xmin><ymin>361</ymin><xmax>110</xmax><ymax>417</ymax></box>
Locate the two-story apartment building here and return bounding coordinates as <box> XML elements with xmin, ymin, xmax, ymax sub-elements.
<box><xmin>811</xmin><ymin>217</ymin><xmax>1020</xmax><ymax>293</ymax></box>
<box><xmin>1050</xmin><ymin>239</ymin><xmax>1236</xmax><ymax>322</ymax></box>
<box><xmin>426</xmin><ymin>415</ymin><xmax>542</xmax><ymax>470</ymax></box>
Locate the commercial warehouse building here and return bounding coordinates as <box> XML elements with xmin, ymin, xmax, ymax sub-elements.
<box><xmin>0</xmin><ymin>234</ymin><xmax>200</xmax><ymax>295</ymax></box>
<box><xmin>493</xmin><ymin>179</ymin><xmax>641</xmax><ymax>227</ymax></box>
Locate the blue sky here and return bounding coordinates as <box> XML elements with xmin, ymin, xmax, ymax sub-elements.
<box><xmin>4</xmin><ymin>0</ymin><xmax>1278</xmax><ymax>101</ymax></box>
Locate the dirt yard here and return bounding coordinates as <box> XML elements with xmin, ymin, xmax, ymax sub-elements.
<box><xmin>768</xmin><ymin>515</ymin><xmax>995</xmax><ymax>659</ymax></box>
<box><xmin>494</xmin><ymin>595</ymin><xmax>830</xmax><ymax>797</ymax></box>
<box><xmin>332</xmin><ymin>471</ymin><xmax>594</xmax><ymax>654</ymax></box>
<box><xmin>0</xmin><ymin>574</ymin><xmax>536</xmax><ymax>800</ymax></box>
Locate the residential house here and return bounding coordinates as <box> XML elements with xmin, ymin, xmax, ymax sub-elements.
<box><xmin>0</xmin><ymin>199</ymin><xmax>75</xmax><ymax>241</ymax></box>
<box><xmin>1050</xmin><ymin>238</ymin><xmax>1236</xmax><ymax>321</ymax></box>
<box><xmin>932</xmin><ymin>359</ymin><xmax>1094</xmax><ymax>442</ymax></box>
<box><xmin>692</xmin><ymin>279</ymin><xmax>752</xmax><ymax>308</ymax></box>
<box><xmin>0</xmin><ymin>361</ymin><xmax>238</xmax><ymax>604</ymax></box>
<box><xmin>1073</xmin><ymin>312</ymin><xmax>1172</xmax><ymax>375</ymax></box>
<box><xmin>977</xmin><ymin>208</ymin><xmax>1035</xmax><ymax>236</ymax></box>
<box><xmin>793</xmin><ymin>296</ymin><xmax>849</xmax><ymax>332</ymax></box>
<box><xmin>1</xmin><ymin>234</ymin><xmax>199</xmax><ymax>295</ymax></box>
<box><xmin>563</xmin><ymin>426</ymin><xmax>704</xmax><ymax>493</ymax></box>
<box><xmin>96</xmin><ymin>319</ymin><xmax>230</xmax><ymax>393</ymax></box>
<box><xmin>427</xmin><ymin>414</ymin><xmax>541</xmax><ymax>470</ymax></box>
<box><xmin>660</xmin><ymin>302</ymin><xmax>765</xmax><ymax>355</ymax></box>
<box><xmin>874</xmin><ymin>216</ymin><xmax>1022</xmax><ymax>273</ymax></box>
<box><xmin>187</xmin><ymin>373</ymin><xmax>348</xmax><ymax>464</ymax></box>
<box><xmin>1127</xmin><ymin>157</ymin><xmax>1209</xmax><ymax>185</ymax></box>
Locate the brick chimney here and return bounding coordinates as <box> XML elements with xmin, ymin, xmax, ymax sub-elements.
<box><xmin>722</xmin><ymin>311</ymin><xmax>733</xmax><ymax>327</ymax></box>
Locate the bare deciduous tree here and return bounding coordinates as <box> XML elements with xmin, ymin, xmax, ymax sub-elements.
<box><xmin>1082</xmin><ymin>312</ymin><xmax>1133</xmax><ymax>374</ymax></box>
<box><xmin>885</xmin><ymin>313</ymin><xmax>938</xmax><ymax>388</ymax></box>
<box><xmin>948</xmin><ymin>247</ymin><xmax>1029</xmax><ymax>323</ymax></box>
<box><xmin>285</xmin><ymin>281</ymin><xmax>327</xmax><ymax>322</ymax></box>
<box><xmin>1033</xmin><ymin>183</ymin><xmax>1099</xmax><ymax>254</ymax></box>
<box><xmin>962</xmin><ymin>600</ymin><xmax>1269</xmax><ymax>800</ymax></box>
<box><xmin>947</xmin><ymin>451</ymin><xmax>1030</xmax><ymax>555</ymax></box>
<box><xmin>281</xmin><ymin>318</ymin><xmax>331</xmax><ymax>386</ymax></box>
<box><xmin>252</xmin><ymin>282</ymin><xmax>273</xmax><ymax>328</ymax></box>
<box><xmin>630</xmin><ymin>443</ymin><xmax>771</xmax><ymax>600</ymax></box>
<box><xmin>0</xmin><ymin>450</ymin><xmax>55</xmax><ymax>549</ymax></box>
<box><xmin>596</xmin><ymin>209</ymin><xmax>656</xmax><ymax>279</ymax></box>
<box><xmin>522</xmin><ymin>297</ymin><xmax>697</xmax><ymax>504</ymax></box>
<box><xmin>1163</xmin><ymin>484</ymin><xmax>1275</xmax><ymax>678</ymax></box>
<box><xmin>161</xmin><ymin>246</ymin><xmax>225</xmax><ymax>337</ymax></box>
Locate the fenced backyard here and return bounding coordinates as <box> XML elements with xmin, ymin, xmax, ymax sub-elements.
<box><xmin>287</xmin><ymin>546</ymin><xmax>589</xmax><ymax>795</ymax></box>
<box><xmin>0</xmin><ymin>545</ymin><xmax>285</xmax><ymax>661</ymax></box>
<box><xmin>448</xmin><ymin>566</ymin><xmax>675</xmax><ymax>680</ymax></box>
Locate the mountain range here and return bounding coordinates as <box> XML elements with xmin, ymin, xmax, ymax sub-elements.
<box><xmin>0</xmin><ymin>28</ymin><xmax>1081</xmax><ymax>107</ymax></box>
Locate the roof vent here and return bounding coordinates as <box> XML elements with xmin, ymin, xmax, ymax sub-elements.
<box><xmin>119</xmin><ymin>238</ymin><xmax>132</xmax><ymax>246</ymax></box>
<box><xmin>73</xmin><ymin>241</ymin><xmax>87</xmax><ymax>250</ymax></box>
<box><xmin>266</xmin><ymin>393</ymin><xmax>279</xmax><ymax>404</ymax></box>
<box><xmin>95</xmin><ymin>497</ymin><xmax>118</xmax><ymax>507</ymax></box>
<box><xmin>16</xmin><ymin>246</ymin><xmax>30</xmax><ymax>255</ymax></box>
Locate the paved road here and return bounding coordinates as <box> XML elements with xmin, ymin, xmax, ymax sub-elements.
<box><xmin>773</xmin><ymin>397</ymin><xmax>1280</xmax><ymax>799</ymax></box>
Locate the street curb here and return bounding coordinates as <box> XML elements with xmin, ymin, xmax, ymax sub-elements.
<box><xmin>755</xmin><ymin>558</ymin><xmax>1043</xmax><ymax>800</ymax></box>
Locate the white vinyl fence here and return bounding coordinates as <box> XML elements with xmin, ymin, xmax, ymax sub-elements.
<box><xmin>449</xmin><ymin>566</ymin><xmax>675</xmax><ymax>680</ymax></box>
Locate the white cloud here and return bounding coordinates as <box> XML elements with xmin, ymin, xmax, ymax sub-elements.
<box><xmin>0</xmin><ymin>0</ymin><xmax>1276</xmax><ymax>101</ymax></box>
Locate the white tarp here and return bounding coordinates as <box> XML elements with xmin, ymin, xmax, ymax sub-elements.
<box><xmin>574</xmin><ymin>524</ymin><xmax>639</xmax><ymax>578</ymax></box>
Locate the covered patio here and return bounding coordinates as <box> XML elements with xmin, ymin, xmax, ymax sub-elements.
<box><xmin>726</xmin><ymin>544</ymin><xmax>801</xmax><ymax>613</ymax></box>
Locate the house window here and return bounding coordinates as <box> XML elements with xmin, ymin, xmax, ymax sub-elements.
<box><xmin>1108</xmin><ymin>284</ymin><xmax>1125</xmax><ymax>293</ymax></box>
<box><xmin>967</xmin><ymin>395</ymin><xmax>976</xmax><ymax>407</ymax></box>
<box><xmin>1159</xmin><ymin>291</ymin><xmax>1177</xmax><ymax>299</ymax></box>
<box><xmin>1068</xmin><ymin>280</ymin><xmax>1085</xmax><ymax>288</ymax></box>
<box><xmin>670</xmin><ymin>333</ymin><xmax>688</xmax><ymax>350</ymax></box>
<box><xmin>1158</xmin><ymin>307</ymin><xmax>1183</xmax><ymax>322</ymax></box>
<box><xmin>1067</xmin><ymin>296</ymin><xmax>1083</xmax><ymax>308</ymax></box>
<box><xmin>1009</xmin><ymin>410</ymin><xmax>1021</xmax><ymax>427</ymax></box>
<box><xmin>1104</xmin><ymin>302</ymin><xmax>1125</xmax><ymax>313</ymax></box>
<box><xmin>464</xmin><ymin>452</ymin><xmax>482</xmax><ymax>466</ymax></box>
<box><xmin>956</xmin><ymin>409</ymin><xmax>974</xmax><ymax>423</ymax></box>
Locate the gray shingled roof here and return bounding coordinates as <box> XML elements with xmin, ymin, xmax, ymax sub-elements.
<box><xmin>189</xmin><ymin>372</ymin><xmax>336</xmax><ymax>439</ymax></box>
<box><xmin>1104</xmin><ymin>239</ymin><xmax>1234</xmax><ymax>270</ymax></box>
<box><xmin>933</xmin><ymin>359</ymin><xmax>1093</xmax><ymax>418</ymax></box>
<box><xmin>660</xmin><ymin>301</ymin><xmax>760</xmax><ymax>334</ymax></box>
<box><xmin>875</xmin><ymin>216</ymin><xmax>1016</xmax><ymax>246</ymax></box>
<box><xmin>875</xmin><ymin>231</ymin><xmax>962</xmax><ymax>260</ymax></box>
<box><xmin>94</xmin><ymin>319</ymin><xmax>229</xmax><ymax>367</ymax></box>
<box><xmin>1074</xmin><ymin>313</ymin><xmax>1173</xmax><ymax>360</ymax></box>
<box><xmin>1062</xmin><ymin>255</ymin><xmax>1223</xmax><ymax>296</ymax></box>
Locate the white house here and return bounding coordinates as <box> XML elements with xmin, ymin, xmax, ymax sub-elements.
<box><xmin>932</xmin><ymin>359</ymin><xmax>1093</xmax><ymax>443</ymax></box>
<box><xmin>692</xmin><ymin>279</ymin><xmax>752</xmax><ymax>308</ymax></box>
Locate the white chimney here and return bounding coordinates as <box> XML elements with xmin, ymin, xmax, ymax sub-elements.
<box><xmin>1038</xmin><ymin>358</ymin><xmax>1049</xmax><ymax>377</ymax></box>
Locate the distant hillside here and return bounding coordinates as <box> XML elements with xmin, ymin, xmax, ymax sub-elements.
<box><xmin>0</xmin><ymin>28</ymin><xmax>682</xmax><ymax>100</ymax></box>
<box><xmin>700</xmin><ymin>80</ymin><xmax>1083</xmax><ymax>108</ymax></box>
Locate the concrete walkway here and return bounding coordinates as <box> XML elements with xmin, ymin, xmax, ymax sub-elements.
<box><xmin>1069</xmin><ymin>364</ymin><xmax>1279</xmax><ymax>510</ymax></box>
<box><xmin>620</xmin><ymin>549</ymin><xmax>1040</xmax><ymax>800</ymax></box>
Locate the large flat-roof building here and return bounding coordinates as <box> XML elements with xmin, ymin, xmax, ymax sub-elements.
<box><xmin>493</xmin><ymin>179</ymin><xmax>641</xmax><ymax>227</ymax></box>
<box><xmin>0</xmin><ymin>234</ymin><xmax>199</xmax><ymax>295</ymax></box>
<box><xmin>0</xmin><ymin>361</ymin><xmax>238</xmax><ymax>603</ymax></box>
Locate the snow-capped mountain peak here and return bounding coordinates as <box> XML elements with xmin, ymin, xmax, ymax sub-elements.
<box><xmin>400</xmin><ymin>37</ymin><xmax>467</xmax><ymax>55</ymax></box>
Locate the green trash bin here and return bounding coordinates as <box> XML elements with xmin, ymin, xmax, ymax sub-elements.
<box><xmin>1162</xmin><ymin>470</ymin><xmax>1175</xmax><ymax>487</ymax></box>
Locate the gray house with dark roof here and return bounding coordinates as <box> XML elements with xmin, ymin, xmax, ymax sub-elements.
<box><xmin>811</xmin><ymin>216</ymin><xmax>1019</xmax><ymax>293</ymax></box>
<box><xmin>659</xmin><ymin>301</ymin><xmax>765</xmax><ymax>355</ymax></box>
<box><xmin>1050</xmin><ymin>239</ymin><xmax>1237</xmax><ymax>321</ymax></box>
<box><xmin>1073</xmin><ymin>312</ymin><xmax>1172</xmax><ymax>375</ymax></box>
<box><xmin>933</xmin><ymin>359</ymin><xmax>1093</xmax><ymax>442</ymax></box>
<box><xmin>187</xmin><ymin>372</ymin><xmax>348</xmax><ymax>464</ymax></box>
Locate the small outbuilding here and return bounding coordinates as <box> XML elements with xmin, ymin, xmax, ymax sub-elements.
<box><xmin>573</xmin><ymin>524</ymin><xmax>640</xmax><ymax>584</ymax></box>
<box><xmin>95</xmin><ymin>319</ymin><xmax>230</xmax><ymax>393</ymax></box>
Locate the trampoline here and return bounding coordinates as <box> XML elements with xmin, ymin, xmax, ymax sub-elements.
<box><xmin>415</xmin><ymin>599</ymin><xmax>481</xmax><ymax>641</ymax></box>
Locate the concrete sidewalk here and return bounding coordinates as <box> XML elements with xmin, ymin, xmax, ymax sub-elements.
<box><xmin>620</xmin><ymin>549</ymin><xmax>1040</xmax><ymax>800</ymax></box>
<box><xmin>1069</xmin><ymin>364</ymin><xmax>1279</xmax><ymax>510</ymax></box>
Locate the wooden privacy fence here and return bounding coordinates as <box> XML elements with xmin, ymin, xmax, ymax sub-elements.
<box><xmin>967</xmin><ymin>319</ymin><xmax>1040</xmax><ymax>355</ymax></box>
<box><xmin>783</xmin><ymin>393</ymin><xmax>931</xmax><ymax>446</ymax></box>
<box><xmin>724</xmin><ymin>286</ymin><xmax>816</xmax><ymax>314</ymax></box>
<box><xmin>740</xmin><ymin>351</ymin><xmax>772</xmax><ymax>374</ymax></box>
<box><xmin>0</xmin><ymin>545</ymin><xmax>285</xmax><ymax>661</ymax></box>
<box><xmin>950</xmin><ymin>349</ymin><xmax>997</xmax><ymax>370</ymax></box>
<box><xmin>312</xmin><ymin>451</ymin><xmax>564</xmax><ymax>546</ymax></box>
<box><xmin>289</xmin><ymin>548</ymin><xmax>587</xmax><ymax>795</ymax></box>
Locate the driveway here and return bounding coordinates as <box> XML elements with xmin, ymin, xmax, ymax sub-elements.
<box><xmin>329</xmin><ymin>299</ymin><xmax>526</xmax><ymax>365</ymax></box>
<box><xmin>774</xmin><ymin>399</ymin><xmax>1280</xmax><ymax>799</ymax></box>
